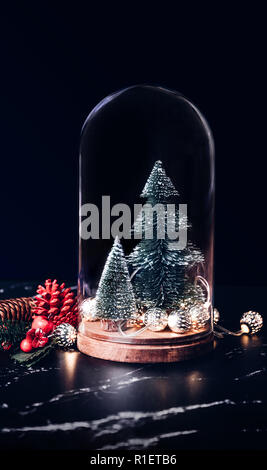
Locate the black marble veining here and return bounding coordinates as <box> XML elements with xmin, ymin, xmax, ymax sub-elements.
<box><xmin>0</xmin><ymin>283</ymin><xmax>266</xmax><ymax>450</ymax></box>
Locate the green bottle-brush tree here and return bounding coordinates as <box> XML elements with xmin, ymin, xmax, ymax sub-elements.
<box><xmin>128</xmin><ymin>160</ymin><xmax>205</xmax><ymax>309</ymax></box>
<box><xmin>95</xmin><ymin>237</ymin><xmax>136</xmax><ymax>320</ymax></box>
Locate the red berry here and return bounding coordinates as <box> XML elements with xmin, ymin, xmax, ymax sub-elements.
<box><xmin>1</xmin><ymin>341</ymin><xmax>12</xmax><ymax>351</ymax></box>
<box><xmin>20</xmin><ymin>338</ymin><xmax>33</xmax><ymax>353</ymax></box>
<box><xmin>32</xmin><ymin>316</ymin><xmax>49</xmax><ymax>331</ymax></box>
<box><xmin>42</xmin><ymin>321</ymin><xmax>54</xmax><ymax>334</ymax></box>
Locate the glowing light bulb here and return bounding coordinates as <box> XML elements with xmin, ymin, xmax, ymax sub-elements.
<box><xmin>189</xmin><ymin>304</ymin><xmax>210</xmax><ymax>331</ymax></box>
<box><xmin>240</xmin><ymin>311</ymin><xmax>263</xmax><ymax>335</ymax></box>
<box><xmin>213</xmin><ymin>308</ymin><xmax>220</xmax><ymax>325</ymax></box>
<box><xmin>80</xmin><ymin>297</ymin><xmax>98</xmax><ymax>321</ymax></box>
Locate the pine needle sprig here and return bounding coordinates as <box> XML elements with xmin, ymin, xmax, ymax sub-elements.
<box><xmin>0</xmin><ymin>318</ymin><xmax>31</xmax><ymax>352</ymax></box>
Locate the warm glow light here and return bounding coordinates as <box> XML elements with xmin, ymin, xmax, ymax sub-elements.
<box><xmin>241</xmin><ymin>324</ymin><xmax>250</xmax><ymax>334</ymax></box>
<box><xmin>240</xmin><ymin>311</ymin><xmax>263</xmax><ymax>335</ymax></box>
<box><xmin>213</xmin><ymin>308</ymin><xmax>220</xmax><ymax>324</ymax></box>
<box><xmin>188</xmin><ymin>304</ymin><xmax>210</xmax><ymax>331</ymax></box>
<box><xmin>189</xmin><ymin>309</ymin><xmax>200</xmax><ymax>330</ymax></box>
<box><xmin>186</xmin><ymin>371</ymin><xmax>205</xmax><ymax>397</ymax></box>
<box><xmin>63</xmin><ymin>351</ymin><xmax>79</xmax><ymax>385</ymax></box>
<box><xmin>240</xmin><ymin>335</ymin><xmax>250</xmax><ymax>347</ymax></box>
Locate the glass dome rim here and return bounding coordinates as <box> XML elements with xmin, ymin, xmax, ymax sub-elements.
<box><xmin>80</xmin><ymin>84</ymin><xmax>215</xmax><ymax>154</ymax></box>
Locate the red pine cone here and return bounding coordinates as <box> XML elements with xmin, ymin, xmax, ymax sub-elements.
<box><xmin>32</xmin><ymin>279</ymin><xmax>78</xmax><ymax>328</ymax></box>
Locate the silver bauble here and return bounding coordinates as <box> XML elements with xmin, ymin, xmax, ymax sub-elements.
<box><xmin>189</xmin><ymin>304</ymin><xmax>210</xmax><ymax>330</ymax></box>
<box><xmin>54</xmin><ymin>323</ymin><xmax>77</xmax><ymax>348</ymax></box>
<box><xmin>80</xmin><ymin>297</ymin><xmax>98</xmax><ymax>321</ymax></box>
<box><xmin>213</xmin><ymin>307</ymin><xmax>220</xmax><ymax>324</ymax></box>
<box><xmin>240</xmin><ymin>311</ymin><xmax>263</xmax><ymax>335</ymax></box>
<box><xmin>168</xmin><ymin>310</ymin><xmax>191</xmax><ymax>333</ymax></box>
<box><xmin>143</xmin><ymin>308</ymin><xmax>168</xmax><ymax>332</ymax></box>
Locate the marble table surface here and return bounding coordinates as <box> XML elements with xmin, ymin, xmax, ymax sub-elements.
<box><xmin>0</xmin><ymin>282</ymin><xmax>266</xmax><ymax>451</ymax></box>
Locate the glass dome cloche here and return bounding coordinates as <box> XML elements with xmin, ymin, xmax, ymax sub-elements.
<box><xmin>77</xmin><ymin>85</ymin><xmax>215</xmax><ymax>363</ymax></box>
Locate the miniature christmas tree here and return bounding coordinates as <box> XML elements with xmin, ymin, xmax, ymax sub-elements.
<box><xmin>95</xmin><ymin>237</ymin><xmax>136</xmax><ymax>321</ymax></box>
<box><xmin>128</xmin><ymin>160</ymin><xmax>205</xmax><ymax>309</ymax></box>
<box><xmin>141</xmin><ymin>159</ymin><xmax>179</xmax><ymax>202</ymax></box>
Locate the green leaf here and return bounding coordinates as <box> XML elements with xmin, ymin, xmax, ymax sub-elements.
<box><xmin>11</xmin><ymin>342</ymin><xmax>55</xmax><ymax>367</ymax></box>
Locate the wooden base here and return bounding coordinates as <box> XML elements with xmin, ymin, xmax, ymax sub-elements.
<box><xmin>77</xmin><ymin>320</ymin><xmax>214</xmax><ymax>363</ymax></box>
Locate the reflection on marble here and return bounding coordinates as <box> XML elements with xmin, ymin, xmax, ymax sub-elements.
<box><xmin>16</xmin><ymin>373</ymin><xmax>166</xmax><ymax>416</ymax></box>
<box><xmin>0</xmin><ymin>366</ymin><xmax>60</xmax><ymax>390</ymax></box>
<box><xmin>99</xmin><ymin>430</ymin><xmax>198</xmax><ymax>450</ymax></box>
<box><xmin>3</xmin><ymin>399</ymin><xmax>238</xmax><ymax>431</ymax></box>
<box><xmin>234</xmin><ymin>368</ymin><xmax>266</xmax><ymax>381</ymax></box>
<box><xmin>1</xmin><ymin>395</ymin><xmax>265</xmax><ymax>450</ymax></box>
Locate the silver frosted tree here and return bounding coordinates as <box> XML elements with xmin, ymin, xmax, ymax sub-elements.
<box><xmin>95</xmin><ymin>237</ymin><xmax>136</xmax><ymax>320</ymax></box>
<box><xmin>128</xmin><ymin>160</ymin><xmax>205</xmax><ymax>309</ymax></box>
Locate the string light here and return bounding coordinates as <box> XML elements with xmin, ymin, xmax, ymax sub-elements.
<box><xmin>214</xmin><ymin>310</ymin><xmax>263</xmax><ymax>336</ymax></box>
<box><xmin>213</xmin><ymin>308</ymin><xmax>220</xmax><ymax>324</ymax></box>
<box><xmin>240</xmin><ymin>311</ymin><xmax>263</xmax><ymax>335</ymax></box>
<box><xmin>80</xmin><ymin>298</ymin><xmax>98</xmax><ymax>321</ymax></box>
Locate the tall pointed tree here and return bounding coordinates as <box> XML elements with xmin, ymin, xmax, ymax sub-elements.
<box><xmin>95</xmin><ymin>237</ymin><xmax>136</xmax><ymax>320</ymax></box>
<box><xmin>128</xmin><ymin>160</ymin><xmax>204</xmax><ymax>309</ymax></box>
<box><xmin>140</xmin><ymin>159</ymin><xmax>179</xmax><ymax>202</ymax></box>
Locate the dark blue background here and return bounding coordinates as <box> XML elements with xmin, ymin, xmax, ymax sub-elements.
<box><xmin>1</xmin><ymin>4</ymin><xmax>266</xmax><ymax>286</ymax></box>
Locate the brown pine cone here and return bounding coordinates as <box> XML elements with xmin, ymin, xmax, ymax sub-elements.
<box><xmin>0</xmin><ymin>297</ymin><xmax>34</xmax><ymax>323</ymax></box>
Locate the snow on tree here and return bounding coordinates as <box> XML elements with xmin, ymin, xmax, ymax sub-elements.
<box><xmin>140</xmin><ymin>159</ymin><xmax>179</xmax><ymax>202</ymax></box>
<box><xmin>128</xmin><ymin>160</ymin><xmax>205</xmax><ymax>309</ymax></box>
<box><xmin>95</xmin><ymin>237</ymin><xmax>136</xmax><ymax>320</ymax></box>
